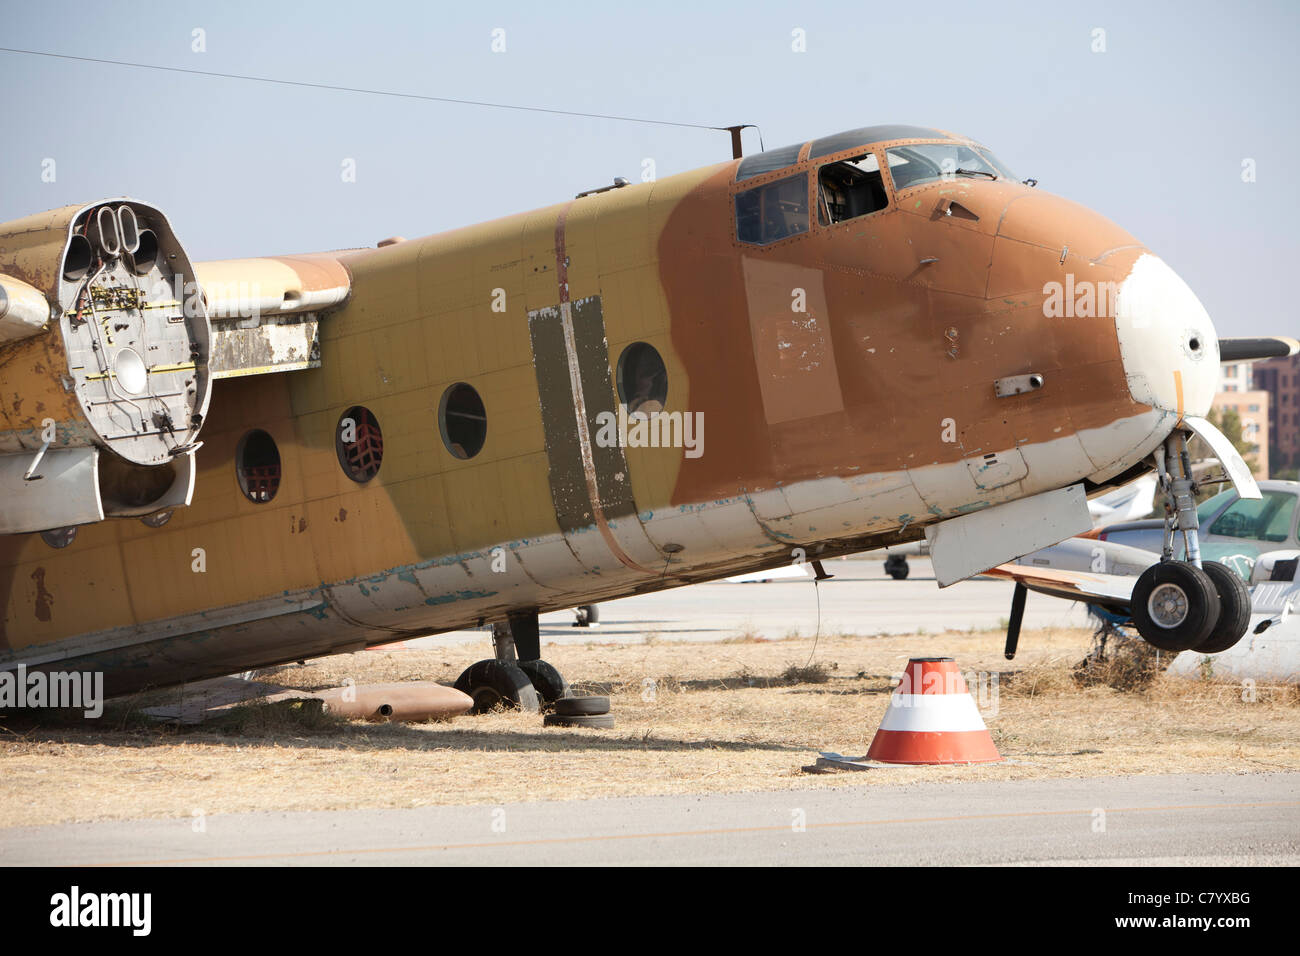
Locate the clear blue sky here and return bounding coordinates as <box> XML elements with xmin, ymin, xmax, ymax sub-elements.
<box><xmin>2</xmin><ymin>0</ymin><xmax>1296</xmax><ymax>337</ymax></box>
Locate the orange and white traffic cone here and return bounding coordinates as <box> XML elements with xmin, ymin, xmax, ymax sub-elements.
<box><xmin>865</xmin><ymin>657</ymin><xmax>1001</xmax><ymax>764</ymax></box>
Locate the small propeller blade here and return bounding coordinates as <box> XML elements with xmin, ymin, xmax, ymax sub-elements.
<box><xmin>1217</xmin><ymin>336</ymin><xmax>1299</xmax><ymax>363</ymax></box>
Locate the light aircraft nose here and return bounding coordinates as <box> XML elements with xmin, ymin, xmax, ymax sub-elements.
<box><xmin>1113</xmin><ymin>254</ymin><xmax>1219</xmax><ymax>420</ymax></box>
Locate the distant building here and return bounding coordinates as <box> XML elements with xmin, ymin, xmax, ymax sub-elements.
<box><xmin>1211</xmin><ymin>390</ymin><xmax>1269</xmax><ymax>477</ymax></box>
<box><xmin>1218</xmin><ymin>362</ymin><xmax>1252</xmax><ymax>393</ymax></box>
<box><xmin>1253</xmin><ymin>354</ymin><xmax>1300</xmax><ymax>475</ymax></box>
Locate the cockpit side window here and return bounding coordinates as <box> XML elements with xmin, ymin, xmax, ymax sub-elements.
<box><xmin>735</xmin><ymin>172</ymin><xmax>809</xmax><ymax>245</ymax></box>
<box><xmin>817</xmin><ymin>152</ymin><xmax>888</xmax><ymax>225</ymax></box>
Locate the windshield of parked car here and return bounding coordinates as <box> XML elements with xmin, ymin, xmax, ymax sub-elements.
<box><xmin>1208</xmin><ymin>490</ymin><xmax>1297</xmax><ymax>542</ymax></box>
<box><xmin>1197</xmin><ymin>488</ymin><xmax>1236</xmax><ymax>524</ymax></box>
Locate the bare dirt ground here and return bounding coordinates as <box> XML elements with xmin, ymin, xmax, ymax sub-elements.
<box><xmin>2</xmin><ymin>625</ymin><xmax>1297</xmax><ymax>829</ymax></box>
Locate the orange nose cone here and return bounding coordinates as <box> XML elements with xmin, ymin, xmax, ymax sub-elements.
<box><xmin>865</xmin><ymin>658</ymin><xmax>1002</xmax><ymax>764</ymax></box>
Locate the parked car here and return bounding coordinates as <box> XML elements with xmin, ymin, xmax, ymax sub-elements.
<box><xmin>1098</xmin><ymin>479</ymin><xmax>1300</xmax><ymax>576</ymax></box>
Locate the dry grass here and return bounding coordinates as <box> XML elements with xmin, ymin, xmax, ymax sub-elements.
<box><xmin>1</xmin><ymin>626</ymin><xmax>1296</xmax><ymax>828</ymax></box>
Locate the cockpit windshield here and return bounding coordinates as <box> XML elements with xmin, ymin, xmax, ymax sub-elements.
<box><xmin>885</xmin><ymin>143</ymin><xmax>1016</xmax><ymax>191</ymax></box>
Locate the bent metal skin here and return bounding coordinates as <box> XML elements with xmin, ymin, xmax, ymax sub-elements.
<box><xmin>0</xmin><ymin>125</ymin><xmax>1225</xmax><ymax>695</ymax></box>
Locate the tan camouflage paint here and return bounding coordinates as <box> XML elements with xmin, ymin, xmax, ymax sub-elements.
<box><xmin>0</xmin><ymin>130</ymin><xmax>1170</xmax><ymax>691</ymax></box>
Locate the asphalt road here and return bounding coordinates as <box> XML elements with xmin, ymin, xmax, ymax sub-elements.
<box><xmin>401</xmin><ymin>557</ymin><xmax>1090</xmax><ymax>649</ymax></box>
<box><xmin>4</xmin><ymin>773</ymin><xmax>1294</xmax><ymax>866</ymax></box>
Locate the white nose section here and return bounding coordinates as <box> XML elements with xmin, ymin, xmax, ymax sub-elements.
<box><xmin>1114</xmin><ymin>253</ymin><xmax>1219</xmax><ymax>418</ymax></box>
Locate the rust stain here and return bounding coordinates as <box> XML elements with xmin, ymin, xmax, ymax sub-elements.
<box><xmin>31</xmin><ymin>567</ymin><xmax>53</xmax><ymax>622</ymax></box>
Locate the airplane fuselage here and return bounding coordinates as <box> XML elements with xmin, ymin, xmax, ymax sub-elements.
<box><xmin>0</xmin><ymin>124</ymin><xmax>1221</xmax><ymax>693</ymax></box>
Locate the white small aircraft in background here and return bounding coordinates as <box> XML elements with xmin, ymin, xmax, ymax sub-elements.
<box><xmin>874</xmin><ymin>474</ymin><xmax>1158</xmax><ymax>580</ymax></box>
<box><xmin>989</xmin><ymin>480</ymin><xmax>1300</xmax><ymax>681</ymax></box>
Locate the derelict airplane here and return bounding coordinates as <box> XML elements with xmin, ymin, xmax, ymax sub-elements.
<box><xmin>0</xmin><ymin>120</ymin><xmax>1292</xmax><ymax>710</ymax></box>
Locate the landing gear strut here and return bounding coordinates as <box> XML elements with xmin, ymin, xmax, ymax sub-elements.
<box><xmin>454</xmin><ymin>611</ymin><xmax>572</xmax><ymax>713</ymax></box>
<box><xmin>1129</xmin><ymin>430</ymin><xmax>1249</xmax><ymax>653</ymax></box>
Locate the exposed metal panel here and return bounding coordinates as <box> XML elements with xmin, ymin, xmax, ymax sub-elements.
<box><xmin>528</xmin><ymin>303</ymin><xmax>593</xmax><ymax>533</ymax></box>
<box><xmin>208</xmin><ymin>314</ymin><xmax>321</xmax><ymax>379</ymax></box>
<box><xmin>0</xmin><ymin>446</ymin><xmax>103</xmax><ymax>534</ymax></box>
<box><xmin>925</xmin><ymin>483</ymin><xmax>1093</xmax><ymax>587</ymax></box>
<box><xmin>529</xmin><ymin>295</ymin><xmax>641</xmax><ymax>531</ymax></box>
<box><xmin>568</xmin><ymin>295</ymin><xmax>636</xmax><ymax>520</ymax></box>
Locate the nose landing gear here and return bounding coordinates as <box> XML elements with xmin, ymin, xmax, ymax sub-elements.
<box><xmin>1129</xmin><ymin>430</ymin><xmax>1250</xmax><ymax>653</ymax></box>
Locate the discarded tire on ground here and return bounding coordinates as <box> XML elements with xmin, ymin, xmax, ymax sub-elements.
<box><xmin>1194</xmin><ymin>560</ymin><xmax>1252</xmax><ymax>654</ymax></box>
<box><xmin>453</xmin><ymin>660</ymin><xmax>541</xmax><ymax>714</ymax></box>
<box><xmin>554</xmin><ymin>695</ymin><xmax>610</xmax><ymax>716</ymax></box>
<box><xmin>543</xmin><ymin>712</ymin><xmax>615</xmax><ymax>729</ymax></box>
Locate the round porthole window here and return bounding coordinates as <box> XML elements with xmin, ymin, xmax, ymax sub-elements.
<box><xmin>616</xmin><ymin>342</ymin><xmax>668</xmax><ymax>414</ymax></box>
<box><xmin>336</xmin><ymin>406</ymin><xmax>383</xmax><ymax>482</ymax></box>
<box><xmin>438</xmin><ymin>383</ymin><xmax>487</xmax><ymax>460</ymax></box>
<box><xmin>236</xmin><ymin>429</ymin><xmax>281</xmax><ymax>503</ymax></box>
<box><xmin>40</xmin><ymin>527</ymin><xmax>77</xmax><ymax>549</ymax></box>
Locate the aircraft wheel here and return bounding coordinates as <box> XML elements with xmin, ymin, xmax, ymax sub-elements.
<box><xmin>517</xmin><ymin>659</ymin><xmax>570</xmax><ymax>705</ymax></box>
<box><xmin>1131</xmin><ymin>561</ymin><xmax>1221</xmax><ymax>652</ymax></box>
<box><xmin>884</xmin><ymin>555</ymin><xmax>910</xmax><ymax>580</ymax></box>
<box><xmin>1193</xmin><ymin>561</ymin><xmax>1252</xmax><ymax>654</ymax></box>
<box><xmin>574</xmin><ymin>604</ymin><xmax>600</xmax><ymax>626</ymax></box>
<box><xmin>453</xmin><ymin>660</ymin><xmax>541</xmax><ymax>714</ymax></box>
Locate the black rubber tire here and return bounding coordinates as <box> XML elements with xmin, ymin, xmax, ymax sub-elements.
<box><xmin>884</xmin><ymin>556</ymin><xmax>909</xmax><ymax>580</ymax></box>
<box><xmin>517</xmin><ymin>659</ymin><xmax>570</xmax><ymax>705</ymax></box>
<box><xmin>543</xmin><ymin>712</ymin><xmax>615</xmax><ymax>729</ymax></box>
<box><xmin>453</xmin><ymin>660</ymin><xmax>540</xmax><ymax>714</ymax></box>
<box><xmin>554</xmin><ymin>695</ymin><xmax>610</xmax><ymax>716</ymax></box>
<box><xmin>582</xmin><ymin>604</ymin><xmax>599</xmax><ymax>624</ymax></box>
<box><xmin>1194</xmin><ymin>561</ymin><xmax>1252</xmax><ymax>654</ymax></box>
<box><xmin>1131</xmin><ymin>561</ymin><xmax>1221</xmax><ymax>652</ymax></box>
